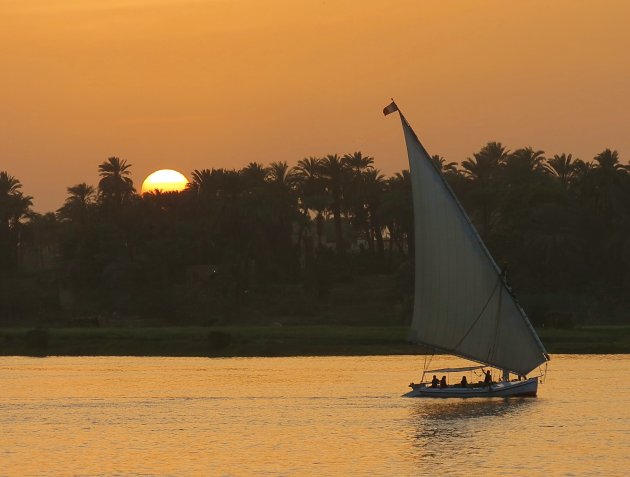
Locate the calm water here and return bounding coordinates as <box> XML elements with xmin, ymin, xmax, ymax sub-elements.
<box><xmin>1</xmin><ymin>355</ymin><xmax>629</xmax><ymax>476</ymax></box>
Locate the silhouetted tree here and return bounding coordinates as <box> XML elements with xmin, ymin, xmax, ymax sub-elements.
<box><xmin>431</xmin><ymin>155</ymin><xmax>458</xmax><ymax>174</ymax></box>
<box><xmin>98</xmin><ymin>157</ymin><xmax>135</xmax><ymax>212</ymax></box>
<box><xmin>462</xmin><ymin>142</ymin><xmax>509</xmax><ymax>235</ymax></box>
<box><xmin>293</xmin><ymin>157</ymin><xmax>328</xmax><ymax>249</ymax></box>
<box><xmin>320</xmin><ymin>154</ymin><xmax>346</xmax><ymax>253</ymax></box>
<box><xmin>57</xmin><ymin>183</ymin><xmax>96</xmax><ymax>223</ymax></box>
<box><xmin>381</xmin><ymin>170</ymin><xmax>413</xmax><ymax>256</ymax></box>
<box><xmin>0</xmin><ymin>171</ymin><xmax>32</xmax><ymax>269</ymax></box>
<box><xmin>545</xmin><ymin>153</ymin><xmax>576</xmax><ymax>190</ymax></box>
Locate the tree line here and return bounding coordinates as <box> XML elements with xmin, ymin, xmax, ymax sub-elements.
<box><xmin>1</xmin><ymin>144</ymin><xmax>629</xmax><ymax>326</ymax></box>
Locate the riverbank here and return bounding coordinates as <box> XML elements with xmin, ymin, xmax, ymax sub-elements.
<box><xmin>2</xmin><ymin>325</ymin><xmax>630</xmax><ymax>357</ymax></box>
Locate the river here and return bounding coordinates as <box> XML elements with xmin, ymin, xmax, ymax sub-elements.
<box><xmin>1</xmin><ymin>355</ymin><xmax>628</xmax><ymax>476</ymax></box>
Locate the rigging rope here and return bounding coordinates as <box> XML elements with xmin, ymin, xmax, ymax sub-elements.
<box><xmin>487</xmin><ymin>284</ymin><xmax>503</xmax><ymax>364</ymax></box>
<box><xmin>451</xmin><ymin>275</ymin><xmax>502</xmax><ymax>351</ymax></box>
<box><xmin>539</xmin><ymin>362</ymin><xmax>548</xmax><ymax>384</ymax></box>
<box><xmin>421</xmin><ymin>353</ymin><xmax>435</xmax><ymax>383</ymax></box>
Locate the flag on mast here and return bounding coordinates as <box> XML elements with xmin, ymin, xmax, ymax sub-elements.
<box><xmin>383</xmin><ymin>101</ymin><xmax>398</xmax><ymax>116</ymax></box>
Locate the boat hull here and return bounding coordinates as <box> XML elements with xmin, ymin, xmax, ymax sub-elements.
<box><xmin>402</xmin><ymin>377</ymin><xmax>538</xmax><ymax>398</ymax></box>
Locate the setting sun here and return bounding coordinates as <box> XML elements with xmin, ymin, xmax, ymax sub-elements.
<box><xmin>141</xmin><ymin>169</ymin><xmax>188</xmax><ymax>194</ymax></box>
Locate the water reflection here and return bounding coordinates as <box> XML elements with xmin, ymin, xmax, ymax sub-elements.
<box><xmin>407</xmin><ymin>399</ymin><xmax>537</xmax><ymax>468</ymax></box>
<box><xmin>411</xmin><ymin>397</ymin><xmax>535</xmax><ymax>421</ymax></box>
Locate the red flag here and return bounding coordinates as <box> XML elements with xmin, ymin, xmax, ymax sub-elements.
<box><xmin>383</xmin><ymin>101</ymin><xmax>398</xmax><ymax>116</ymax></box>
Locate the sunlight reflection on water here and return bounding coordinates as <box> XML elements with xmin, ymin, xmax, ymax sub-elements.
<box><xmin>1</xmin><ymin>355</ymin><xmax>629</xmax><ymax>476</ymax></box>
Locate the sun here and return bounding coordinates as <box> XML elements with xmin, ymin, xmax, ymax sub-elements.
<box><xmin>141</xmin><ymin>169</ymin><xmax>189</xmax><ymax>194</ymax></box>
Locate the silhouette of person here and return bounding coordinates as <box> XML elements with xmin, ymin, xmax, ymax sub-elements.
<box><xmin>431</xmin><ymin>375</ymin><xmax>439</xmax><ymax>388</ymax></box>
<box><xmin>440</xmin><ymin>376</ymin><xmax>447</xmax><ymax>388</ymax></box>
<box><xmin>484</xmin><ymin>370</ymin><xmax>492</xmax><ymax>386</ymax></box>
<box><xmin>460</xmin><ymin>375</ymin><xmax>468</xmax><ymax>387</ymax></box>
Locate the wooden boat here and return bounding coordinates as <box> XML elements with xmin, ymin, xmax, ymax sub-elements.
<box><xmin>403</xmin><ymin>365</ymin><xmax>539</xmax><ymax>398</ymax></box>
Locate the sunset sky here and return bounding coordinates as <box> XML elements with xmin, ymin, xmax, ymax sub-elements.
<box><xmin>2</xmin><ymin>0</ymin><xmax>629</xmax><ymax>212</ymax></box>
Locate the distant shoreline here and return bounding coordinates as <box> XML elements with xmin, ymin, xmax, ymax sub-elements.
<box><xmin>2</xmin><ymin>325</ymin><xmax>630</xmax><ymax>357</ymax></box>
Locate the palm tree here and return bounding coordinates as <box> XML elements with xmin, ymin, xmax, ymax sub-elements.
<box><xmin>594</xmin><ymin>149</ymin><xmax>624</xmax><ymax>171</ymax></box>
<box><xmin>0</xmin><ymin>171</ymin><xmax>22</xmax><ymax>197</ymax></box>
<box><xmin>293</xmin><ymin>158</ymin><xmax>325</xmax><ymax>205</ymax></box>
<box><xmin>462</xmin><ymin>142</ymin><xmax>509</xmax><ymax>235</ymax></box>
<box><xmin>505</xmin><ymin>147</ymin><xmax>546</xmax><ymax>178</ymax></box>
<box><xmin>461</xmin><ymin>142</ymin><xmax>509</xmax><ymax>182</ymax></box>
<box><xmin>380</xmin><ymin>170</ymin><xmax>413</xmax><ymax>255</ymax></box>
<box><xmin>586</xmin><ymin>150</ymin><xmax>630</xmax><ymax>288</ymax></box>
<box><xmin>320</xmin><ymin>154</ymin><xmax>347</xmax><ymax>253</ymax></box>
<box><xmin>431</xmin><ymin>155</ymin><xmax>458</xmax><ymax>174</ymax></box>
<box><xmin>189</xmin><ymin>168</ymin><xmax>213</xmax><ymax>192</ymax></box>
<box><xmin>294</xmin><ymin>157</ymin><xmax>322</xmax><ymax>181</ymax></box>
<box><xmin>1</xmin><ymin>172</ymin><xmax>20</xmax><ymax>234</ymax></box>
<box><xmin>362</xmin><ymin>169</ymin><xmax>387</xmax><ymax>253</ymax></box>
<box><xmin>98</xmin><ymin>157</ymin><xmax>135</xmax><ymax>209</ymax></box>
<box><xmin>267</xmin><ymin>161</ymin><xmax>295</xmax><ymax>188</ymax></box>
<box><xmin>57</xmin><ymin>183</ymin><xmax>96</xmax><ymax>222</ymax></box>
<box><xmin>266</xmin><ymin>161</ymin><xmax>299</xmax><ymax>248</ymax></box>
<box><xmin>293</xmin><ymin>157</ymin><xmax>327</xmax><ymax>250</ymax></box>
<box><xmin>7</xmin><ymin>194</ymin><xmax>33</xmax><ymax>231</ymax></box>
<box><xmin>501</xmin><ymin>148</ymin><xmax>548</xmax><ymax>216</ymax></box>
<box><xmin>240</xmin><ymin>162</ymin><xmax>268</xmax><ymax>188</ymax></box>
<box><xmin>590</xmin><ymin>149</ymin><xmax>628</xmax><ymax>213</ymax></box>
<box><xmin>545</xmin><ymin>153</ymin><xmax>576</xmax><ymax>190</ymax></box>
<box><xmin>573</xmin><ymin>158</ymin><xmax>593</xmax><ymax>176</ymax></box>
<box><xmin>342</xmin><ymin>152</ymin><xmax>376</xmax><ymax>251</ymax></box>
<box><xmin>342</xmin><ymin>152</ymin><xmax>374</xmax><ymax>176</ymax></box>
<box><xmin>22</xmin><ymin>212</ymin><xmax>59</xmax><ymax>269</ymax></box>
<box><xmin>0</xmin><ymin>171</ymin><xmax>32</xmax><ymax>269</ymax></box>
<box><xmin>0</xmin><ymin>172</ymin><xmax>32</xmax><ymax>229</ymax></box>
<box><xmin>190</xmin><ymin>168</ymin><xmax>229</xmax><ymax>202</ymax></box>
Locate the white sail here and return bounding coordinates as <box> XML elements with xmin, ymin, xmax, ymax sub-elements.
<box><xmin>398</xmin><ymin>111</ymin><xmax>549</xmax><ymax>376</ymax></box>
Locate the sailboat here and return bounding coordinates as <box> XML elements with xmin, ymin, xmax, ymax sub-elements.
<box><xmin>383</xmin><ymin>101</ymin><xmax>550</xmax><ymax>398</ymax></box>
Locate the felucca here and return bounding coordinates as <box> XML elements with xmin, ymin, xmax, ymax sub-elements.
<box><xmin>384</xmin><ymin>101</ymin><xmax>550</xmax><ymax>398</ymax></box>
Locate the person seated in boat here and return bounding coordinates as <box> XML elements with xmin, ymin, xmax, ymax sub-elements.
<box><xmin>483</xmin><ymin>370</ymin><xmax>492</xmax><ymax>386</ymax></box>
<box><xmin>440</xmin><ymin>376</ymin><xmax>447</xmax><ymax>388</ymax></box>
<box><xmin>460</xmin><ymin>375</ymin><xmax>468</xmax><ymax>387</ymax></box>
<box><xmin>431</xmin><ymin>375</ymin><xmax>439</xmax><ymax>388</ymax></box>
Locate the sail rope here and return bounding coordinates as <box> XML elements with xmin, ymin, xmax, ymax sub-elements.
<box><xmin>487</xmin><ymin>284</ymin><xmax>503</xmax><ymax>365</ymax></box>
<box><xmin>539</xmin><ymin>362</ymin><xmax>548</xmax><ymax>384</ymax></box>
<box><xmin>421</xmin><ymin>353</ymin><xmax>435</xmax><ymax>382</ymax></box>
<box><xmin>451</xmin><ymin>275</ymin><xmax>502</xmax><ymax>352</ymax></box>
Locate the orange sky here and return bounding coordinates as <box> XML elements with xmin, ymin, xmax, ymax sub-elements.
<box><xmin>2</xmin><ymin>0</ymin><xmax>629</xmax><ymax>212</ymax></box>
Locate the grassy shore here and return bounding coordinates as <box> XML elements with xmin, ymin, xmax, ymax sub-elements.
<box><xmin>1</xmin><ymin>325</ymin><xmax>630</xmax><ymax>357</ymax></box>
